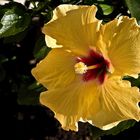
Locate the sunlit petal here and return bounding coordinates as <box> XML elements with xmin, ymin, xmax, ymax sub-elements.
<box><xmin>99</xmin><ymin>16</ymin><xmax>140</xmax><ymax>76</ymax></box>
<box><xmin>51</xmin><ymin>4</ymin><xmax>81</xmax><ymax>21</ymax></box>
<box><xmin>89</xmin><ymin>77</ymin><xmax>140</xmax><ymax>129</ymax></box>
<box><xmin>42</xmin><ymin>5</ymin><xmax>101</xmax><ymax>56</ymax></box>
<box><xmin>40</xmin><ymin>76</ymin><xmax>140</xmax><ymax>130</ymax></box>
<box><xmin>40</xmin><ymin>80</ymin><xmax>100</xmax><ymax>131</ymax></box>
<box><xmin>32</xmin><ymin>49</ymin><xmax>78</xmax><ymax>89</ymax></box>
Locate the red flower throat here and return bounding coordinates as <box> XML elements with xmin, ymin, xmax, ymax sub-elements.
<box><xmin>77</xmin><ymin>50</ymin><xmax>110</xmax><ymax>84</ymax></box>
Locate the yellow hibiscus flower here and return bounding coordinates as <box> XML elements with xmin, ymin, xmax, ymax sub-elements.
<box><xmin>32</xmin><ymin>4</ymin><xmax>140</xmax><ymax>131</ymax></box>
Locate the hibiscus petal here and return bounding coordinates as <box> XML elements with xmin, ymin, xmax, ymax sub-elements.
<box><xmin>40</xmin><ymin>90</ymin><xmax>80</xmax><ymax>131</ymax></box>
<box><xmin>99</xmin><ymin>16</ymin><xmax>140</xmax><ymax>76</ymax></box>
<box><xmin>31</xmin><ymin>49</ymin><xmax>78</xmax><ymax>89</ymax></box>
<box><xmin>42</xmin><ymin>5</ymin><xmax>101</xmax><ymax>56</ymax></box>
<box><xmin>89</xmin><ymin>77</ymin><xmax>140</xmax><ymax>130</ymax></box>
<box><xmin>55</xmin><ymin>113</ymin><xmax>79</xmax><ymax>131</ymax></box>
<box><xmin>40</xmin><ymin>80</ymin><xmax>100</xmax><ymax>131</ymax></box>
<box><xmin>40</xmin><ymin>76</ymin><xmax>140</xmax><ymax>131</ymax></box>
<box><xmin>51</xmin><ymin>4</ymin><xmax>81</xmax><ymax>21</ymax></box>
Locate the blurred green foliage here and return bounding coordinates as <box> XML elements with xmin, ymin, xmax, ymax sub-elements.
<box><xmin>0</xmin><ymin>0</ymin><xmax>140</xmax><ymax>139</ymax></box>
<box><xmin>125</xmin><ymin>0</ymin><xmax>140</xmax><ymax>24</ymax></box>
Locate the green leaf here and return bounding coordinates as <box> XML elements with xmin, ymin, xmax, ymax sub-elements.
<box><xmin>17</xmin><ymin>81</ymin><xmax>45</xmax><ymax>106</ymax></box>
<box><xmin>0</xmin><ymin>55</ymin><xmax>8</xmax><ymax>63</ymax></box>
<box><xmin>17</xmin><ymin>75</ymin><xmax>46</xmax><ymax>106</ymax></box>
<box><xmin>3</xmin><ymin>29</ymin><xmax>28</xmax><ymax>44</ymax></box>
<box><xmin>34</xmin><ymin>46</ymin><xmax>51</xmax><ymax>60</ymax></box>
<box><xmin>104</xmin><ymin>120</ymin><xmax>136</xmax><ymax>135</ymax></box>
<box><xmin>99</xmin><ymin>4</ymin><xmax>113</xmax><ymax>15</ymax></box>
<box><xmin>0</xmin><ymin>3</ymin><xmax>31</xmax><ymax>38</ymax></box>
<box><xmin>125</xmin><ymin>0</ymin><xmax>140</xmax><ymax>24</ymax></box>
<box><xmin>90</xmin><ymin>120</ymin><xmax>136</xmax><ymax>139</ymax></box>
<box><xmin>33</xmin><ymin>34</ymin><xmax>51</xmax><ymax>60</ymax></box>
<box><xmin>123</xmin><ymin>75</ymin><xmax>140</xmax><ymax>88</ymax></box>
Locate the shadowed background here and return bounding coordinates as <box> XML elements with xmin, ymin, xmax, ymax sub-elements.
<box><xmin>0</xmin><ymin>0</ymin><xmax>140</xmax><ymax>139</ymax></box>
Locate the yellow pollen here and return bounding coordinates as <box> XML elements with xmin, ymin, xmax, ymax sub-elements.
<box><xmin>74</xmin><ymin>62</ymin><xmax>88</xmax><ymax>74</ymax></box>
<box><xmin>74</xmin><ymin>62</ymin><xmax>99</xmax><ymax>74</ymax></box>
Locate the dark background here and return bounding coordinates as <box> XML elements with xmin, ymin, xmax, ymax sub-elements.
<box><xmin>0</xmin><ymin>0</ymin><xmax>140</xmax><ymax>139</ymax></box>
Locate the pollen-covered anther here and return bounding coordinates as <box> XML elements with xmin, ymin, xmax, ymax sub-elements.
<box><xmin>74</xmin><ymin>62</ymin><xmax>88</xmax><ymax>74</ymax></box>
<box><xmin>74</xmin><ymin>62</ymin><xmax>100</xmax><ymax>74</ymax></box>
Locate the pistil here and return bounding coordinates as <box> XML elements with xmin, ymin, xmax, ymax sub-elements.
<box><xmin>74</xmin><ymin>50</ymin><xmax>111</xmax><ymax>84</ymax></box>
<box><xmin>87</xmin><ymin>63</ymin><xmax>102</xmax><ymax>70</ymax></box>
<box><xmin>74</xmin><ymin>62</ymin><xmax>102</xmax><ymax>74</ymax></box>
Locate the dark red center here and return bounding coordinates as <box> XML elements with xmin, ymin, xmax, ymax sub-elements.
<box><xmin>77</xmin><ymin>50</ymin><xmax>110</xmax><ymax>84</ymax></box>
